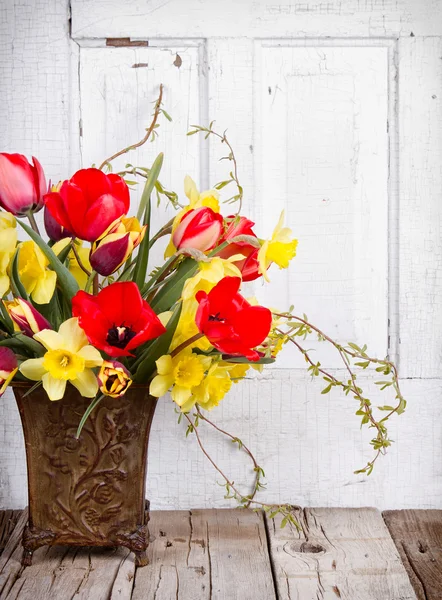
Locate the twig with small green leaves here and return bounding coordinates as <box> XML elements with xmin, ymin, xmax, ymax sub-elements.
<box><xmin>194</xmin><ymin>406</ymin><xmax>265</xmax><ymax>507</ymax></box>
<box><xmin>182</xmin><ymin>411</ymin><xmax>299</xmax><ymax>529</ymax></box>
<box><xmin>273</xmin><ymin>311</ymin><xmax>406</xmax><ymax>475</ymax></box>
<box><xmin>187</xmin><ymin>123</ymin><xmax>244</xmax><ymax>213</ymax></box>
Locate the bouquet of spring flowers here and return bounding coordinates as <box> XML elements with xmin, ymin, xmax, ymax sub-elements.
<box><xmin>0</xmin><ymin>87</ymin><xmax>406</xmax><ymax>516</ymax></box>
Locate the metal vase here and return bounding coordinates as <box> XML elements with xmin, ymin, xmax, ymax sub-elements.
<box><xmin>13</xmin><ymin>383</ymin><xmax>157</xmax><ymax>567</ymax></box>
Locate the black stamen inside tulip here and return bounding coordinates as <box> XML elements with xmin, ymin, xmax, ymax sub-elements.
<box><xmin>208</xmin><ymin>312</ymin><xmax>225</xmax><ymax>322</ymax></box>
<box><xmin>107</xmin><ymin>324</ymin><xmax>137</xmax><ymax>349</ymax></box>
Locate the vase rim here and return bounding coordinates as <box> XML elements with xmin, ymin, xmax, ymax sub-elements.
<box><xmin>11</xmin><ymin>381</ymin><xmax>150</xmax><ymax>390</ymax></box>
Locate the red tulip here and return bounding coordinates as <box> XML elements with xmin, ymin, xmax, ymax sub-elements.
<box><xmin>44</xmin><ymin>201</ymin><xmax>72</xmax><ymax>241</ymax></box>
<box><xmin>44</xmin><ymin>168</ymin><xmax>130</xmax><ymax>242</ymax></box>
<box><xmin>72</xmin><ymin>281</ymin><xmax>166</xmax><ymax>357</ymax></box>
<box><xmin>172</xmin><ymin>207</ymin><xmax>223</xmax><ymax>253</ymax></box>
<box><xmin>0</xmin><ymin>153</ymin><xmax>47</xmax><ymax>216</ymax></box>
<box><xmin>217</xmin><ymin>215</ymin><xmax>261</xmax><ymax>281</ymax></box>
<box><xmin>195</xmin><ymin>276</ymin><xmax>272</xmax><ymax>361</ymax></box>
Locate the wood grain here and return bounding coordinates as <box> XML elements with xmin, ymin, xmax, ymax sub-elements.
<box><xmin>0</xmin><ymin>511</ymin><xmax>21</xmax><ymax>554</ymax></box>
<box><xmin>132</xmin><ymin>509</ymin><xmax>276</xmax><ymax>600</ymax></box>
<box><xmin>0</xmin><ymin>509</ymin><xmax>136</xmax><ymax>600</ymax></box>
<box><xmin>384</xmin><ymin>510</ymin><xmax>442</xmax><ymax>600</ymax></box>
<box><xmin>265</xmin><ymin>507</ymin><xmax>417</xmax><ymax>600</ymax></box>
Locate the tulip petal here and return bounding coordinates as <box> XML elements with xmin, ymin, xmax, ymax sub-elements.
<box><xmin>42</xmin><ymin>372</ymin><xmax>67</xmax><ymax>401</ymax></box>
<box><xmin>85</xmin><ymin>194</ymin><xmax>129</xmax><ymax>241</ymax></box>
<box><xmin>0</xmin><ymin>154</ymin><xmax>37</xmax><ymax>215</ymax></box>
<box><xmin>230</xmin><ymin>306</ymin><xmax>272</xmax><ymax>348</ymax></box>
<box><xmin>70</xmin><ymin>369</ymin><xmax>98</xmax><ymax>398</ymax></box>
<box><xmin>90</xmin><ymin>233</ymin><xmax>131</xmax><ymax>276</ymax></box>
<box><xmin>20</xmin><ymin>357</ymin><xmax>46</xmax><ymax>380</ymax></box>
<box><xmin>96</xmin><ymin>281</ymin><xmax>143</xmax><ymax>325</ymax></box>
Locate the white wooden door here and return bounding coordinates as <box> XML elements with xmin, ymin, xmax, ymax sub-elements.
<box><xmin>1</xmin><ymin>0</ymin><xmax>441</xmax><ymax>510</ymax></box>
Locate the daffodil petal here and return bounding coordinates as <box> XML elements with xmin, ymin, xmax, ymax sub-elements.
<box><xmin>59</xmin><ymin>317</ymin><xmax>88</xmax><ymax>353</ymax></box>
<box><xmin>149</xmin><ymin>373</ymin><xmax>174</xmax><ymax>397</ymax></box>
<box><xmin>70</xmin><ymin>369</ymin><xmax>98</xmax><ymax>398</ymax></box>
<box><xmin>20</xmin><ymin>357</ymin><xmax>46</xmax><ymax>380</ymax></box>
<box><xmin>31</xmin><ymin>269</ymin><xmax>57</xmax><ymax>304</ymax></box>
<box><xmin>156</xmin><ymin>355</ymin><xmax>173</xmax><ymax>376</ymax></box>
<box><xmin>0</xmin><ymin>274</ymin><xmax>10</xmax><ymax>297</ymax></box>
<box><xmin>34</xmin><ymin>329</ymin><xmax>66</xmax><ymax>351</ymax></box>
<box><xmin>42</xmin><ymin>372</ymin><xmax>66</xmax><ymax>401</ymax></box>
<box><xmin>171</xmin><ymin>385</ymin><xmax>192</xmax><ymax>407</ymax></box>
<box><xmin>77</xmin><ymin>345</ymin><xmax>104</xmax><ymax>368</ymax></box>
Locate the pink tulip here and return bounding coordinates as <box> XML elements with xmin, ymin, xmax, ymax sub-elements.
<box><xmin>0</xmin><ymin>347</ymin><xmax>18</xmax><ymax>397</ymax></box>
<box><xmin>217</xmin><ymin>215</ymin><xmax>261</xmax><ymax>281</ymax></box>
<box><xmin>172</xmin><ymin>207</ymin><xmax>223</xmax><ymax>253</ymax></box>
<box><xmin>5</xmin><ymin>298</ymin><xmax>52</xmax><ymax>337</ymax></box>
<box><xmin>0</xmin><ymin>153</ymin><xmax>47</xmax><ymax>216</ymax></box>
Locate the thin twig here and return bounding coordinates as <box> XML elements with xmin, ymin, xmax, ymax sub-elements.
<box><xmin>98</xmin><ymin>84</ymin><xmax>164</xmax><ymax>171</ymax></box>
<box><xmin>70</xmin><ymin>240</ymin><xmax>91</xmax><ymax>278</ymax></box>
<box><xmin>195</xmin><ymin>407</ymin><xmax>263</xmax><ymax>507</ymax></box>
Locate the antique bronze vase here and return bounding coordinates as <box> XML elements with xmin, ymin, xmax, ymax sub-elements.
<box><xmin>13</xmin><ymin>383</ymin><xmax>157</xmax><ymax>566</ymax></box>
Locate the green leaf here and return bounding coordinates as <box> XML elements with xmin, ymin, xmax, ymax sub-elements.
<box><xmin>0</xmin><ymin>301</ymin><xmax>14</xmax><ymax>334</ymax></box>
<box><xmin>222</xmin><ymin>356</ymin><xmax>275</xmax><ymax>365</ymax></box>
<box><xmin>76</xmin><ymin>394</ymin><xmax>105</xmax><ymax>439</ymax></box>
<box><xmin>136</xmin><ymin>153</ymin><xmax>163</xmax><ymax>222</ymax></box>
<box><xmin>10</xmin><ymin>249</ymin><xmax>29</xmax><ymax>300</ymax></box>
<box><xmin>133</xmin><ymin>302</ymin><xmax>182</xmax><ymax>383</ymax></box>
<box><xmin>33</xmin><ymin>292</ymin><xmax>63</xmax><ymax>330</ymax></box>
<box><xmin>150</xmin><ymin>258</ymin><xmax>197</xmax><ymax>314</ymax></box>
<box><xmin>16</xmin><ymin>334</ymin><xmax>45</xmax><ymax>356</ymax></box>
<box><xmin>133</xmin><ymin>193</ymin><xmax>151</xmax><ymax>289</ymax></box>
<box><xmin>17</xmin><ymin>220</ymin><xmax>79</xmax><ymax>303</ymax></box>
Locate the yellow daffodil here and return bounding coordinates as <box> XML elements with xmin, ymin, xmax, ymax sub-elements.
<box><xmin>190</xmin><ymin>363</ymin><xmax>233</xmax><ymax>411</ymax></box>
<box><xmin>220</xmin><ymin>361</ymin><xmax>250</xmax><ymax>382</ymax></box>
<box><xmin>18</xmin><ymin>240</ymin><xmax>57</xmax><ymax>304</ymax></box>
<box><xmin>52</xmin><ymin>238</ymin><xmax>92</xmax><ymax>289</ymax></box>
<box><xmin>20</xmin><ymin>317</ymin><xmax>103</xmax><ymax>401</ymax></box>
<box><xmin>164</xmin><ymin>175</ymin><xmax>220</xmax><ymax>258</ymax></box>
<box><xmin>0</xmin><ymin>212</ymin><xmax>17</xmax><ymax>297</ymax></box>
<box><xmin>182</xmin><ymin>257</ymin><xmax>241</xmax><ymax>301</ymax></box>
<box><xmin>171</xmin><ymin>299</ymin><xmax>212</xmax><ymax>352</ymax></box>
<box><xmin>258</xmin><ymin>211</ymin><xmax>298</xmax><ymax>282</ymax></box>
<box><xmin>150</xmin><ymin>351</ymin><xmax>211</xmax><ymax>409</ymax></box>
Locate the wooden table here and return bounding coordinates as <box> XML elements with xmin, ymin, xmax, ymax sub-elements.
<box><xmin>0</xmin><ymin>507</ymin><xmax>440</xmax><ymax>599</ymax></box>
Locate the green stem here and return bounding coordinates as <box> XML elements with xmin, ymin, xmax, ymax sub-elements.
<box><xmin>27</xmin><ymin>212</ymin><xmax>40</xmax><ymax>235</ymax></box>
<box><xmin>85</xmin><ymin>270</ymin><xmax>97</xmax><ymax>293</ymax></box>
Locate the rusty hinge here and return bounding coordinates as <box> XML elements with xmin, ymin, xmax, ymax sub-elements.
<box><xmin>106</xmin><ymin>38</ymin><xmax>149</xmax><ymax>47</ymax></box>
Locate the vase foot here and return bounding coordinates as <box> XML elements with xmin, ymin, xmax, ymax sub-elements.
<box><xmin>22</xmin><ymin>549</ymin><xmax>33</xmax><ymax>567</ymax></box>
<box><xmin>135</xmin><ymin>549</ymin><xmax>149</xmax><ymax>567</ymax></box>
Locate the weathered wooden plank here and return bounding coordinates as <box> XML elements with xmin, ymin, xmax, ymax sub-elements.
<box><xmin>71</xmin><ymin>0</ymin><xmax>442</xmax><ymax>39</ymax></box>
<box><xmin>0</xmin><ymin>511</ymin><xmax>22</xmax><ymax>554</ymax></box>
<box><xmin>266</xmin><ymin>507</ymin><xmax>417</xmax><ymax>600</ymax></box>
<box><xmin>0</xmin><ymin>509</ymin><xmax>136</xmax><ymax>600</ymax></box>
<box><xmin>383</xmin><ymin>509</ymin><xmax>442</xmax><ymax>600</ymax></box>
<box><xmin>132</xmin><ymin>509</ymin><xmax>276</xmax><ymax>600</ymax></box>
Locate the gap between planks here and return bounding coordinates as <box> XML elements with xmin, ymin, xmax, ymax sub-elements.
<box><xmin>0</xmin><ymin>507</ymin><xmax>437</xmax><ymax>599</ymax></box>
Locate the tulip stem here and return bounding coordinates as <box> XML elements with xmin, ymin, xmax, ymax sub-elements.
<box><xmin>84</xmin><ymin>270</ymin><xmax>96</xmax><ymax>294</ymax></box>
<box><xmin>70</xmin><ymin>240</ymin><xmax>92</xmax><ymax>278</ymax></box>
<box><xmin>93</xmin><ymin>273</ymin><xmax>99</xmax><ymax>295</ymax></box>
<box><xmin>98</xmin><ymin>84</ymin><xmax>164</xmax><ymax>171</ymax></box>
<box><xmin>27</xmin><ymin>212</ymin><xmax>40</xmax><ymax>235</ymax></box>
<box><xmin>170</xmin><ymin>333</ymin><xmax>204</xmax><ymax>358</ymax></box>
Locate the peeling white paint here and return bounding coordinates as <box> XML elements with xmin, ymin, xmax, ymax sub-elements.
<box><xmin>0</xmin><ymin>0</ymin><xmax>441</xmax><ymax>510</ymax></box>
